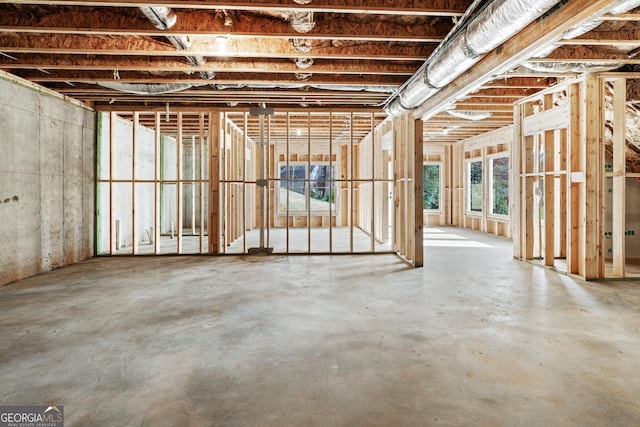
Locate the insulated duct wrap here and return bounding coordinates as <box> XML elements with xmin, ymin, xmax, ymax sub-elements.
<box><xmin>295</xmin><ymin>57</ymin><xmax>314</xmax><ymax>68</ymax></box>
<box><xmin>139</xmin><ymin>6</ymin><xmax>215</xmax><ymax>80</ymax></box>
<box><xmin>465</xmin><ymin>0</ymin><xmax>560</xmax><ymax>55</ymax></box>
<box><xmin>385</xmin><ymin>99</ymin><xmax>408</xmax><ymax>116</ymax></box>
<box><xmin>523</xmin><ymin>61</ymin><xmax>621</xmax><ymax>73</ymax></box>
<box><xmin>562</xmin><ymin>20</ymin><xmax>603</xmax><ymax>40</ymax></box>
<box><xmin>166</xmin><ymin>35</ymin><xmax>191</xmax><ymax>50</ymax></box>
<box><xmin>399</xmin><ymin>70</ymin><xmax>437</xmax><ymax>108</ymax></box>
<box><xmin>427</xmin><ymin>34</ymin><xmax>480</xmax><ymax>89</ymax></box>
<box><xmin>608</xmin><ymin>0</ymin><xmax>640</xmax><ymax>14</ymax></box>
<box><xmin>291</xmin><ymin>11</ymin><xmax>315</xmax><ymax>33</ymax></box>
<box><xmin>139</xmin><ymin>6</ymin><xmax>177</xmax><ymax>30</ymax></box>
<box><xmin>539</xmin><ymin>0</ymin><xmax>640</xmax><ymax>62</ymax></box>
<box><xmin>561</xmin><ymin>0</ymin><xmax>640</xmax><ymax>43</ymax></box>
<box><xmin>312</xmin><ymin>84</ymin><xmax>396</xmax><ymax>93</ymax></box>
<box><xmin>386</xmin><ymin>0</ymin><xmax>563</xmax><ymax>116</ymax></box>
<box><xmin>292</xmin><ymin>38</ymin><xmax>312</xmax><ymax>52</ymax></box>
<box><xmin>446</xmin><ymin>109</ymin><xmax>492</xmax><ymax>120</ymax></box>
<box><xmin>98</xmin><ymin>82</ymin><xmax>204</xmax><ymax>94</ymax></box>
<box><xmin>209</xmin><ymin>83</ymin><xmax>393</xmax><ymax>92</ymax></box>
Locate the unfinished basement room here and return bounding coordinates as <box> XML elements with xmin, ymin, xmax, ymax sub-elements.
<box><xmin>1</xmin><ymin>0</ymin><xmax>640</xmax><ymax>425</ymax></box>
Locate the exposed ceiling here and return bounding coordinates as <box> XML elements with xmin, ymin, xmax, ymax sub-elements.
<box><xmin>1</xmin><ymin>0</ymin><xmax>640</xmax><ymax>144</ymax></box>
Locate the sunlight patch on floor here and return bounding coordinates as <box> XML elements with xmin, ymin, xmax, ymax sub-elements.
<box><xmin>424</xmin><ymin>227</ymin><xmax>493</xmax><ymax>248</ymax></box>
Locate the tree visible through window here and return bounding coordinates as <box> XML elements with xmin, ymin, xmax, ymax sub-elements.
<box><xmin>279</xmin><ymin>164</ymin><xmax>335</xmax><ymax>212</ymax></box>
<box><xmin>469</xmin><ymin>160</ymin><xmax>482</xmax><ymax>212</ymax></box>
<box><xmin>423</xmin><ymin>164</ymin><xmax>440</xmax><ymax>210</ymax></box>
<box><xmin>492</xmin><ymin>157</ymin><xmax>509</xmax><ymax>215</ymax></box>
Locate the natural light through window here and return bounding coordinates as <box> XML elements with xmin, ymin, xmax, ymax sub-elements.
<box><xmin>424</xmin><ymin>227</ymin><xmax>492</xmax><ymax>248</ymax></box>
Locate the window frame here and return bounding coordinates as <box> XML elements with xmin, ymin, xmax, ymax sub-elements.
<box><xmin>488</xmin><ymin>153</ymin><xmax>510</xmax><ymax>218</ymax></box>
<box><xmin>277</xmin><ymin>162</ymin><xmax>337</xmax><ymax>215</ymax></box>
<box><xmin>465</xmin><ymin>157</ymin><xmax>483</xmax><ymax>215</ymax></box>
<box><xmin>422</xmin><ymin>162</ymin><xmax>443</xmax><ymax>212</ymax></box>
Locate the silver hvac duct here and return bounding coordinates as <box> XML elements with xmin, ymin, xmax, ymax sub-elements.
<box><xmin>385</xmin><ymin>0</ymin><xmax>640</xmax><ymax>117</ymax></box>
<box><xmin>446</xmin><ymin>109</ymin><xmax>492</xmax><ymax>121</ymax></box>
<box><xmin>291</xmin><ymin>11</ymin><xmax>315</xmax><ymax>33</ymax></box>
<box><xmin>208</xmin><ymin>83</ymin><xmax>395</xmax><ymax>93</ymax></box>
<box><xmin>385</xmin><ymin>0</ymin><xmax>561</xmax><ymax>117</ymax></box>
<box><xmin>295</xmin><ymin>57</ymin><xmax>314</xmax><ymax>68</ymax></box>
<box><xmin>97</xmin><ymin>82</ymin><xmax>206</xmax><ymax>94</ymax></box>
<box><xmin>532</xmin><ymin>0</ymin><xmax>640</xmax><ymax>60</ymax></box>
<box><xmin>609</xmin><ymin>0</ymin><xmax>640</xmax><ymax>14</ymax></box>
<box><xmin>522</xmin><ymin>62</ymin><xmax>622</xmax><ymax>73</ymax></box>
<box><xmin>295</xmin><ymin>72</ymin><xmax>312</xmax><ymax>80</ymax></box>
<box><xmin>140</xmin><ymin>6</ymin><xmax>215</xmax><ymax>81</ymax></box>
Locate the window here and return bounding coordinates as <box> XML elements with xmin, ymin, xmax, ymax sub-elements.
<box><xmin>491</xmin><ymin>156</ymin><xmax>509</xmax><ymax>216</ymax></box>
<box><xmin>468</xmin><ymin>160</ymin><xmax>482</xmax><ymax>212</ymax></box>
<box><xmin>423</xmin><ymin>163</ymin><xmax>441</xmax><ymax>210</ymax></box>
<box><xmin>279</xmin><ymin>163</ymin><xmax>335</xmax><ymax>213</ymax></box>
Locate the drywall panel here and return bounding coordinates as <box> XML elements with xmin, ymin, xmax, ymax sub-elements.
<box><xmin>0</xmin><ymin>74</ymin><xmax>95</xmax><ymax>285</ymax></box>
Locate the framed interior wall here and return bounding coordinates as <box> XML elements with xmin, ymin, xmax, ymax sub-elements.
<box><xmin>512</xmin><ymin>74</ymin><xmax>640</xmax><ymax>280</ymax></box>
<box><xmin>96</xmin><ymin>111</ymin><xmax>210</xmax><ymax>255</ymax></box>
<box><xmin>452</xmin><ymin>126</ymin><xmax>512</xmax><ymax>238</ymax></box>
<box><xmin>95</xmin><ymin>108</ymin><xmax>423</xmax><ymax>266</ymax></box>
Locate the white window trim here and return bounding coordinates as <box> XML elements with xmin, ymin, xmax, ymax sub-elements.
<box><xmin>422</xmin><ymin>161</ymin><xmax>443</xmax><ymax>213</ymax></box>
<box><xmin>465</xmin><ymin>157</ymin><xmax>483</xmax><ymax>216</ymax></box>
<box><xmin>487</xmin><ymin>153</ymin><xmax>510</xmax><ymax>219</ymax></box>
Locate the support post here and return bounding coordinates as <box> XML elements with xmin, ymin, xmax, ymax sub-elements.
<box><xmin>248</xmin><ymin>106</ymin><xmax>274</xmax><ymax>254</ymax></box>
<box><xmin>414</xmin><ymin>118</ymin><xmax>424</xmax><ymax>267</ymax></box>
<box><xmin>612</xmin><ymin>78</ymin><xmax>626</xmax><ymax>277</ymax></box>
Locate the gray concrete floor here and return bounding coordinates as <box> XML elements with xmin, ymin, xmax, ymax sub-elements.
<box><xmin>1</xmin><ymin>227</ymin><xmax>640</xmax><ymax>426</ymax></box>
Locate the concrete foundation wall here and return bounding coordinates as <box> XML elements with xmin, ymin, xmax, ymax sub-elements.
<box><xmin>0</xmin><ymin>74</ymin><xmax>95</xmax><ymax>285</ymax></box>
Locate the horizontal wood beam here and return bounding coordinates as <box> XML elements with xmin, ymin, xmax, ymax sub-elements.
<box><xmin>480</xmin><ymin>77</ymin><xmax>555</xmax><ymax>89</ymax></box>
<box><xmin>0</xmin><ymin>0</ymin><xmax>470</xmax><ymax>16</ymax></box>
<box><xmin>600</xmin><ymin>13</ymin><xmax>640</xmax><ymax>21</ymax></box>
<box><xmin>15</xmin><ymin>70</ymin><xmax>406</xmax><ymax>86</ymax></box>
<box><xmin>544</xmin><ymin>45</ymin><xmax>636</xmax><ymax>61</ymax></box>
<box><xmin>95</xmin><ymin>104</ymin><xmax>385</xmax><ymax>113</ymax></box>
<box><xmin>0</xmin><ymin>34</ymin><xmax>434</xmax><ymax>61</ymax></box>
<box><xmin>0</xmin><ymin>55</ymin><xmax>418</xmax><ymax>75</ymax></box>
<box><xmin>0</xmin><ymin>9</ymin><xmax>451</xmax><ymax>43</ymax></box>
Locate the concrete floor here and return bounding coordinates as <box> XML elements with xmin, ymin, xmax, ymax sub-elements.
<box><xmin>1</xmin><ymin>227</ymin><xmax>640</xmax><ymax>426</ymax></box>
<box><xmin>117</xmin><ymin>226</ymin><xmax>391</xmax><ymax>255</ymax></box>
